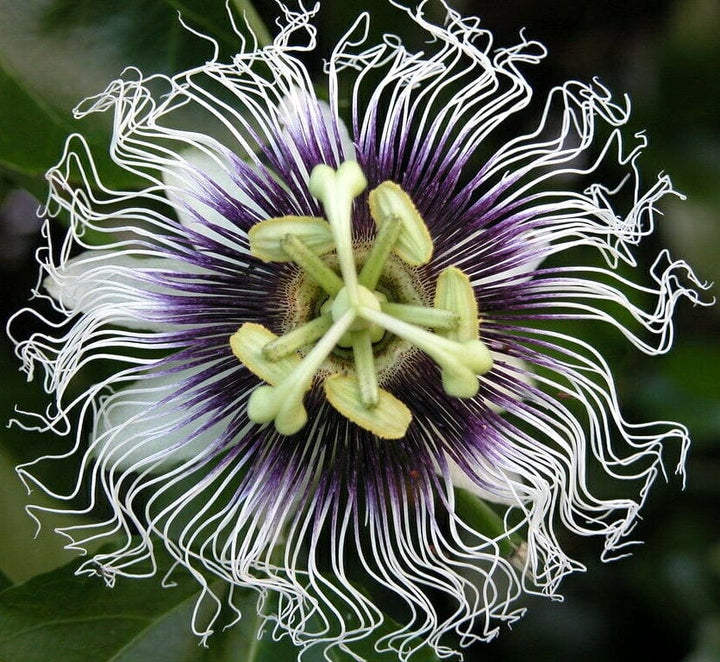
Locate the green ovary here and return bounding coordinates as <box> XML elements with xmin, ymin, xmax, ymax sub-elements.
<box><xmin>229</xmin><ymin>161</ymin><xmax>493</xmax><ymax>439</ymax></box>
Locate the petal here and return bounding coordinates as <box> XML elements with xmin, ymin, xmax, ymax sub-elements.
<box><xmin>442</xmin><ymin>453</ymin><xmax>520</xmax><ymax>506</ymax></box>
<box><xmin>495</xmin><ymin>230</ymin><xmax>549</xmax><ymax>283</ymax></box>
<box><xmin>486</xmin><ymin>351</ymin><xmax>536</xmax><ymax>413</ymax></box>
<box><xmin>162</xmin><ymin>146</ymin><xmax>267</xmax><ymax>242</ymax></box>
<box><xmin>91</xmin><ymin>369</ymin><xmax>230</xmax><ymax>473</ymax></box>
<box><xmin>163</xmin><ymin>94</ymin><xmax>355</xmax><ymax>247</ymax></box>
<box><xmin>43</xmin><ymin>249</ymin><xmax>204</xmax><ymax>332</ymax></box>
<box><xmin>320</xmin><ymin>100</ymin><xmax>356</xmax><ymax>162</ymax></box>
<box><xmin>278</xmin><ymin>90</ymin><xmax>357</xmax><ymax>164</ymax></box>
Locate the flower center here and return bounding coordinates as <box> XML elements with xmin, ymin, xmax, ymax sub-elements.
<box><xmin>229</xmin><ymin>161</ymin><xmax>493</xmax><ymax>439</ymax></box>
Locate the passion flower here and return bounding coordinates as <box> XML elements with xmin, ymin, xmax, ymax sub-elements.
<box><xmin>9</xmin><ymin>3</ymin><xmax>709</xmax><ymax>659</ymax></box>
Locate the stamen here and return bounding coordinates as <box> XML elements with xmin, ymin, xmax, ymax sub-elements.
<box><xmin>247</xmin><ymin>309</ymin><xmax>356</xmax><ymax>435</ymax></box>
<box><xmin>234</xmin><ymin>161</ymin><xmax>492</xmax><ymax>439</ymax></box>
<box><xmin>324</xmin><ymin>375</ymin><xmax>412</xmax><ymax>439</ymax></box>
<box><xmin>358</xmin><ymin>307</ymin><xmax>493</xmax><ymax>398</ymax></box>
<box><xmin>262</xmin><ymin>314</ymin><xmax>333</xmax><ymax>361</ymax></box>
<box><xmin>230</xmin><ymin>323</ymin><xmax>300</xmax><ymax>385</ymax></box>
<box><xmin>380</xmin><ymin>302</ymin><xmax>459</xmax><ymax>330</ymax></box>
<box><xmin>281</xmin><ymin>233</ymin><xmax>343</xmax><ymax>296</ymax></box>
<box><xmin>434</xmin><ymin>267</ymin><xmax>480</xmax><ymax>342</ymax></box>
<box><xmin>249</xmin><ymin>215</ymin><xmax>334</xmax><ymax>262</ymax></box>
<box><xmin>358</xmin><ymin>214</ymin><xmax>403</xmax><ymax>289</ymax></box>
<box><xmin>351</xmin><ymin>330</ymin><xmax>379</xmax><ymax>408</ymax></box>
<box><xmin>369</xmin><ymin>181</ymin><xmax>433</xmax><ymax>266</ymax></box>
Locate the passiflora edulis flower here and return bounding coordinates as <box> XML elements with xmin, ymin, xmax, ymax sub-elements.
<box><xmin>9</xmin><ymin>2</ymin><xmax>710</xmax><ymax>659</ymax></box>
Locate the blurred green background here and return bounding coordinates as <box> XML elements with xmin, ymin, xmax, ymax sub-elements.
<box><xmin>0</xmin><ymin>1</ymin><xmax>718</xmax><ymax>660</ymax></box>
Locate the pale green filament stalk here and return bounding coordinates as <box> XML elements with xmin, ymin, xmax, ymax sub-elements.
<box><xmin>331</xmin><ymin>285</ymin><xmax>383</xmax><ymax>348</ymax></box>
<box><xmin>282</xmin><ymin>233</ymin><xmax>343</xmax><ymax>296</ymax></box>
<box><xmin>380</xmin><ymin>302</ymin><xmax>459</xmax><ymax>330</ymax></box>
<box><xmin>262</xmin><ymin>314</ymin><xmax>333</xmax><ymax>361</ymax></box>
<box><xmin>369</xmin><ymin>181</ymin><xmax>433</xmax><ymax>266</ymax></box>
<box><xmin>234</xmin><ymin>161</ymin><xmax>491</xmax><ymax>439</ymax></box>
<box><xmin>248</xmin><ymin>310</ymin><xmax>355</xmax><ymax>435</ymax></box>
<box><xmin>358</xmin><ymin>215</ymin><xmax>403</xmax><ymax>289</ymax></box>
<box><xmin>352</xmin><ymin>330</ymin><xmax>379</xmax><ymax>408</ymax></box>
<box><xmin>434</xmin><ymin>266</ymin><xmax>479</xmax><ymax>342</ymax></box>
<box><xmin>358</xmin><ymin>307</ymin><xmax>492</xmax><ymax>398</ymax></box>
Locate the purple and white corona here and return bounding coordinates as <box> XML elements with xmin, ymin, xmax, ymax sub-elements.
<box><xmin>9</xmin><ymin>2</ymin><xmax>709</xmax><ymax>659</ymax></box>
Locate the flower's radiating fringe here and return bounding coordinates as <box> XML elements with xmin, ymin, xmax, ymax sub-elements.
<box><xmin>8</xmin><ymin>1</ymin><xmax>712</xmax><ymax>660</ymax></box>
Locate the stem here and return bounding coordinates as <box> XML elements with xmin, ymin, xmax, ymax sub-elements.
<box><xmin>454</xmin><ymin>487</ymin><xmax>526</xmax><ymax>562</ymax></box>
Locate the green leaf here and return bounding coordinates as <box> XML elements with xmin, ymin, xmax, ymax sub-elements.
<box><xmin>0</xmin><ymin>553</ymin><xmax>321</xmax><ymax>662</ymax></box>
<box><xmin>199</xmin><ymin>594</ymin><xmax>325</xmax><ymax>662</ymax></box>
<box><xmin>454</xmin><ymin>487</ymin><xmax>525</xmax><ymax>562</ymax></box>
<box><xmin>0</xmin><ymin>66</ymin><xmax>69</xmax><ymax>180</ymax></box>
<box><xmin>0</xmin><ymin>442</ymin><xmax>89</xmax><ymax>583</ymax></box>
<box><xmin>0</xmin><ymin>570</ymin><xmax>11</xmax><ymax>592</ymax></box>
<box><xmin>0</xmin><ymin>0</ymin><xmax>271</xmax><ymax>189</ymax></box>
<box><xmin>0</xmin><ymin>57</ymin><xmax>144</xmax><ymax>192</ymax></box>
<box><xmin>0</xmin><ymin>538</ymin><xmax>449</xmax><ymax>662</ymax></box>
<box><xmin>0</xmin><ymin>556</ymin><xmax>194</xmax><ymax>662</ymax></box>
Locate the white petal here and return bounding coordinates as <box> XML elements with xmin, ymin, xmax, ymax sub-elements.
<box><xmin>280</xmin><ymin>92</ymin><xmax>356</xmax><ymax>162</ymax></box>
<box><xmin>503</xmin><ymin>231</ymin><xmax>549</xmax><ymax>281</ymax></box>
<box><xmin>487</xmin><ymin>351</ymin><xmax>536</xmax><ymax>413</ymax></box>
<box><xmin>326</xmin><ymin>102</ymin><xmax>356</xmax><ymax>162</ymax></box>
<box><xmin>44</xmin><ymin>249</ymin><xmax>202</xmax><ymax>331</ymax></box>
<box><xmin>162</xmin><ymin>147</ymin><xmax>266</xmax><ymax>242</ymax></box>
<box><xmin>442</xmin><ymin>454</ymin><xmax>523</xmax><ymax>506</ymax></box>
<box><xmin>442</xmin><ymin>353</ymin><xmax>534</xmax><ymax>502</ymax></box>
<box><xmin>162</xmin><ymin>95</ymin><xmax>355</xmax><ymax>248</ymax></box>
<box><xmin>472</xmin><ymin>229</ymin><xmax>549</xmax><ymax>287</ymax></box>
<box><xmin>91</xmin><ymin>369</ymin><xmax>231</xmax><ymax>473</ymax></box>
